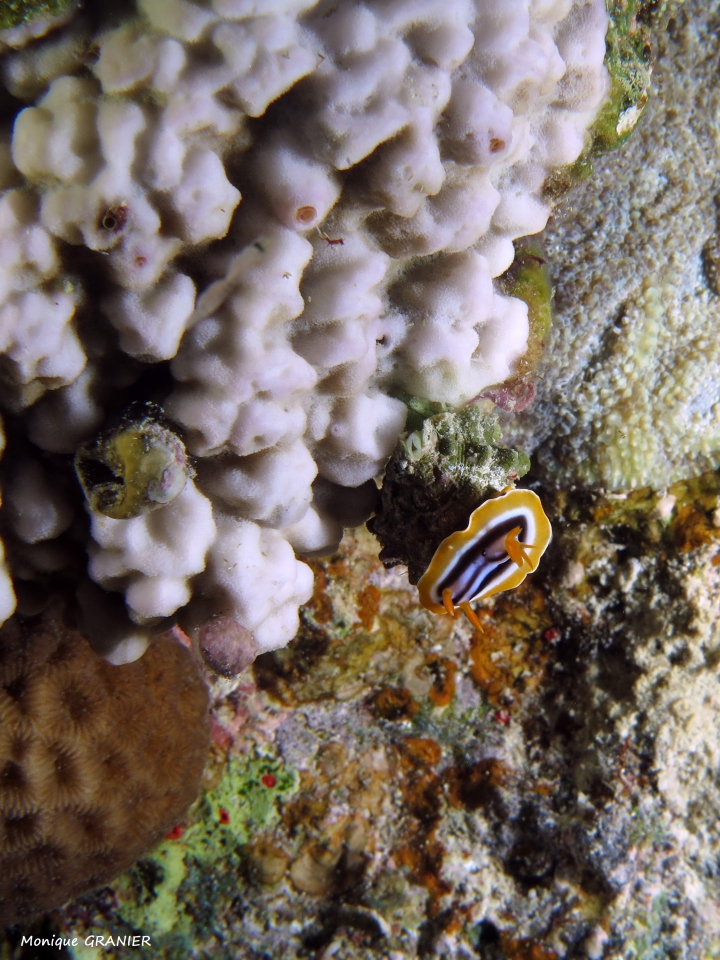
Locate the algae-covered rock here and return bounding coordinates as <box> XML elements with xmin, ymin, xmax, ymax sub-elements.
<box><xmin>99</xmin><ymin>752</ymin><xmax>297</xmax><ymax>949</ymax></box>
<box><xmin>587</xmin><ymin>0</ymin><xmax>655</xmax><ymax>156</ymax></box>
<box><xmin>506</xmin><ymin>0</ymin><xmax>720</xmax><ymax>490</ymax></box>
<box><xmin>492</xmin><ymin>241</ymin><xmax>553</xmax><ymax>411</ymax></box>
<box><xmin>44</xmin><ymin>468</ymin><xmax>720</xmax><ymax>959</ymax></box>
<box><xmin>75</xmin><ymin>403</ymin><xmax>191</xmax><ymax>521</ymax></box>
<box><xmin>368</xmin><ymin>405</ymin><xmax>530</xmax><ymax>583</ymax></box>
<box><xmin>548</xmin><ymin>0</ymin><xmax>685</xmax><ymax>196</ymax></box>
<box><xmin>0</xmin><ymin>0</ymin><xmax>79</xmax><ymax>30</ymax></box>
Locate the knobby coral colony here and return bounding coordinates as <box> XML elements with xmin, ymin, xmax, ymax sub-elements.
<box><xmin>0</xmin><ymin>0</ymin><xmax>609</xmax><ymax>664</ymax></box>
<box><xmin>0</xmin><ymin>610</ymin><xmax>210</xmax><ymax>925</ymax></box>
<box><xmin>417</xmin><ymin>488</ymin><xmax>552</xmax><ymax>630</ymax></box>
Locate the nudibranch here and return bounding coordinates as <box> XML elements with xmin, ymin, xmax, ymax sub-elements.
<box><xmin>417</xmin><ymin>488</ymin><xmax>552</xmax><ymax>630</ymax></box>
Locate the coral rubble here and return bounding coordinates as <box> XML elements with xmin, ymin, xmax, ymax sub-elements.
<box><xmin>0</xmin><ymin>0</ymin><xmax>609</xmax><ymax>657</ymax></box>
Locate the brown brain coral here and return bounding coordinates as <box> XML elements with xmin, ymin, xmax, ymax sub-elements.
<box><xmin>0</xmin><ymin>604</ymin><xmax>210</xmax><ymax>925</ymax></box>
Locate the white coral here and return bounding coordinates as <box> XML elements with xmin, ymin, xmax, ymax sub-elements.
<box><xmin>167</xmin><ymin>228</ymin><xmax>316</xmax><ymax>456</ymax></box>
<box><xmin>192</xmin><ymin>513</ymin><xmax>314</xmax><ymax>653</ymax></box>
<box><xmin>0</xmin><ymin>288</ymin><xmax>84</xmax><ymax>410</ymax></box>
<box><xmin>0</xmin><ymin>0</ymin><xmax>609</xmax><ymax>658</ymax></box>
<box><xmin>88</xmin><ymin>480</ymin><xmax>216</xmax><ymax>622</ymax></box>
<box><xmin>0</xmin><ymin>188</ymin><xmax>83</xmax><ymax>410</ymax></box>
<box><xmin>0</xmin><ymin>418</ymin><xmax>16</xmax><ymax>629</ymax></box>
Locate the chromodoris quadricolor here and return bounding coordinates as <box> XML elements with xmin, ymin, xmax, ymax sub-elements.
<box><xmin>417</xmin><ymin>488</ymin><xmax>552</xmax><ymax>629</ymax></box>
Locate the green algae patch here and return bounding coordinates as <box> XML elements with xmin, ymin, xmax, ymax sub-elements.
<box><xmin>401</xmin><ymin>395</ymin><xmax>452</xmax><ymax>434</ymax></box>
<box><xmin>496</xmin><ymin>241</ymin><xmax>552</xmax><ymax>404</ymax></box>
<box><xmin>0</xmin><ymin>0</ymin><xmax>76</xmax><ymax>31</ymax></box>
<box><xmin>546</xmin><ymin>0</ymin><xmax>685</xmax><ymax>197</ymax></box>
<box><xmin>590</xmin><ymin>0</ymin><xmax>685</xmax><ymax>158</ymax></box>
<box><xmin>589</xmin><ymin>1</ymin><xmax>654</xmax><ymax>156</ymax></box>
<box><xmin>69</xmin><ymin>752</ymin><xmax>298</xmax><ymax>958</ymax></box>
<box><xmin>368</xmin><ymin>406</ymin><xmax>531</xmax><ymax>583</ymax></box>
<box><xmin>500</xmin><ymin>244</ymin><xmax>552</xmax><ymax>349</ymax></box>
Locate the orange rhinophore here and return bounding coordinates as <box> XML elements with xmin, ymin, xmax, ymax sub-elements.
<box><xmin>417</xmin><ymin>488</ymin><xmax>552</xmax><ymax>630</ymax></box>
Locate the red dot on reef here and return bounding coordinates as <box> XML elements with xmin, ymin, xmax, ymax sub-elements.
<box><xmin>166</xmin><ymin>824</ymin><xmax>185</xmax><ymax>840</ymax></box>
<box><xmin>261</xmin><ymin>774</ymin><xmax>277</xmax><ymax>788</ymax></box>
<box><xmin>494</xmin><ymin>710</ymin><xmax>511</xmax><ymax>726</ymax></box>
<box><xmin>543</xmin><ymin>627</ymin><xmax>562</xmax><ymax>643</ymax></box>
<box><xmin>219</xmin><ymin>808</ymin><xmax>230</xmax><ymax>825</ymax></box>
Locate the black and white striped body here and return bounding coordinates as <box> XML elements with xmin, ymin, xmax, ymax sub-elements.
<box><xmin>417</xmin><ymin>488</ymin><xmax>552</xmax><ymax>616</ymax></box>
<box><xmin>431</xmin><ymin>512</ymin><xmax>532</xmax><ymax>605</ymax></box>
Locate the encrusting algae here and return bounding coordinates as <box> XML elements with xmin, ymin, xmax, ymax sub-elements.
<box><xmin>2</xmin><ymin>466</ymin><xmax>717</xmax><ymax>957</ymax></box>
<box><xmin>0</xmin><ymin>0</ymin><xmax>76</xmax><ymax>32</ymax></box>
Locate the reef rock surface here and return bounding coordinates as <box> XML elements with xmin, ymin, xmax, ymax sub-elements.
<box><xmin>27</xmin><ymin>473</ymin><xmax>720</xmax><ymax>959</ymax></box>
<box><xmin>506</xmin><ymin>0</ymin><xmax>720</xmax><ymax>490</ymax></box>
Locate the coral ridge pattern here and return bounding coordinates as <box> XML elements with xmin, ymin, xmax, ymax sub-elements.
<box><xmin>0</xmin><ymin>609</ymin><xmax>210</xmax><ymax>925</ymax></box>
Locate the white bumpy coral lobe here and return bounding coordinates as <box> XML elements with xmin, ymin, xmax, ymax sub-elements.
<box><xmin>0</xmin><ymin>187</ymin><xmax>84</xmax><ymax>411</ymax></box>
<box><xmin>189</xmin><ymin>513</ymin><xmax>314</xmax><ymax>654</ymax></box>
<box><xmin>87</xmin><ymin>480</ymin><xmax>216</xmax><ymax>623</ymax></box>
<box><xmin>0</xmin><ymin>418</ymin><xmax>15</xmax><ymax>628</ymax></box>
<box><xmin>0</xmin><ymin>0</ymin><xmax>609</xmax><ymax>654</ymax></box>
